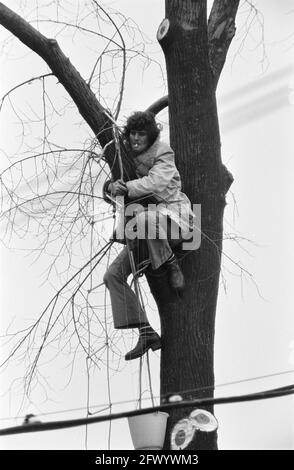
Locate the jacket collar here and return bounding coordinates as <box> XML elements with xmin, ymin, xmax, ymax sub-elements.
<box><xmin>133</xmin><ymin>135</ymin><xmax>161</xmax><ymax>166</ymax></box>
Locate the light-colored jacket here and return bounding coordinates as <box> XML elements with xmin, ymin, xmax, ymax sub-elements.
<box><xmin>125</xmin><ymin>137</ymin><xmax>194</xmax><ymax>234</ymax></box>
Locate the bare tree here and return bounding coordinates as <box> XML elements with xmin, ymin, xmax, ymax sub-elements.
<box><xmin>0</xmin><ymin>0</ymin><xmax>260</xmax><ymax>450</ymax></box>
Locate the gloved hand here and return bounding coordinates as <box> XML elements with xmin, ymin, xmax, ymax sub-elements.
<box><xmin>109</xmin><ymin>179</ymin><xmax>128</xmax><ymax>196</ymax></box>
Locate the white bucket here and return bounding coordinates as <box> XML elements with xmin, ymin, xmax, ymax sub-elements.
<box><xmin>128</xmin><ymin>412</ymin><xmax>169</xmax><ymax>450</ymax></box>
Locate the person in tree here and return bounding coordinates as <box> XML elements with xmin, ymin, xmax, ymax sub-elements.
<box><xmin>103</xmin><ymin>111</ymin><xmax>194</xmax><ymax>360</ymax></box>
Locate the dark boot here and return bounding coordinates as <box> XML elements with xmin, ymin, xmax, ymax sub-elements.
<box><xmin>125</xmin><ymin>331</ymin><xmax>161</xmax><ymax>361</ymax></box>
<box><xmin>167</xmin><ymin>259</ymin><xmax>185</xmax><ymax>294</ymax></box>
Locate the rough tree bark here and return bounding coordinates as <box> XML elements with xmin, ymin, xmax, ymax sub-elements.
<box><xmin>0</xmin><ymin>0</ymin><xmax>239</xmax><ymax>450</ymax></box>
<box><xmin>150</xmin><ymin>0</ymin><xmax>237</xmax><ymax>450</ymax></box>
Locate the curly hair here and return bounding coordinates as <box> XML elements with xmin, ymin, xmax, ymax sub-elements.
<box><xmin>123</xmin><ymin>111</ymin><xmax>160</xmax><ymax>147</ymax></box>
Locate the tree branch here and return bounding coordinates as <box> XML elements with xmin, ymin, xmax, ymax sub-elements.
<box><xmin>146</xmin><ymin>95</ymin><xmax>168</xmax><ymax>115</ymax></box>
<box><xmin>0</xmin><ymin>3</ymin><xmax>136</xmax><ymax>180</ymax></box>
<box><xmin>0</xmin><ymin>3</ymin><xmax>111</xmax><ymax>143</ymax></box>
<box><xmin>208</xmin><ymin>0</ymin><xmax>240</xmax><ymax>88</ymax></box>
<box><xmin>0</xmin><ymin>73</ymin><xmax>54</xmax><ymax>112</ymax></box>
<box><xmin>149</xmin><ymin>3</ymin><xmax>241</xmax><ymax>116</ymax></box>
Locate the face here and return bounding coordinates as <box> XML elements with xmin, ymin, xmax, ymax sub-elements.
<box><xmin>129</xmin><ymin>130</ymin><xmax>149</xmax><ymax>155</ymax></box>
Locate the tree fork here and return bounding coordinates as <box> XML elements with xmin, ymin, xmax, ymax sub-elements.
<box><xmin>208</xmin><ymin>0</ymin><xmax>240</xmax><ymax>87</ymax></box>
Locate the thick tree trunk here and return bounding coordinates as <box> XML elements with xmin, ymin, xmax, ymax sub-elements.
<box><xmin>149</xmin><ymin>1</ymin><xmax>234</xmax><ymax>450</ymax></box>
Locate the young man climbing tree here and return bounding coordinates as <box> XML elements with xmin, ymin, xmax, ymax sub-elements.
<box><xmin>103</xmin><ymin>111</ymin><xmax>195</xmax><ymax>361</ymax></box>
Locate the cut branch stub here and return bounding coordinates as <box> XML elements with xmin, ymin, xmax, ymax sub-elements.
<box><xmin>0</xmin><ymin>2</ymin><xmax>137</xmax><ymax>181</ymax></box>
<box><xmin>157</xmin><ymin>18</ymin><xmax>173</xmax><ymax>50</ymax></box>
